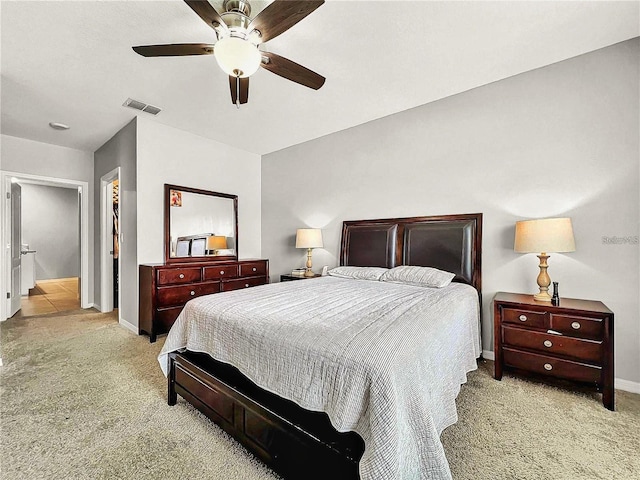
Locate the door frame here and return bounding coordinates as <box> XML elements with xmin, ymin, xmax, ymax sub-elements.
<box><xmin>100</xmin><ymin>167</ymin><xmax>121</xmax><ymax>320</ymax></box>
<box><xmin>1</xmin><ymin>171</ymin><xmax>90</xmax><ymax>321</ymax></box>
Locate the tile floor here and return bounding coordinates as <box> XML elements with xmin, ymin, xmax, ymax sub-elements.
<box><xmin>18</xmin><ymin>277</ymin><xmax>80</xmax><ymax>317</ymax></box>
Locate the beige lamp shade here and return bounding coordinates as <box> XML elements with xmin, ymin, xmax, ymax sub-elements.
<box><xmin>514</xmin><ymin>218</ymin><xmax>576</xmax><ymax>253</ymax></box>
<box><xmin>295</xmin><ymin>228</ymin><xmax>323</xmax><ymax>249</ymax></box>
<box><xmin>206</xmin><ymin>235</ymin><xmax>227</xmax><ymax>250</ymax></box>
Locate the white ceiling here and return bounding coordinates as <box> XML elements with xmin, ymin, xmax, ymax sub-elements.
<box><xmin>1</xmin><ymin>1</ymin><xmax>638</xmax><ymax>155</ymax></box>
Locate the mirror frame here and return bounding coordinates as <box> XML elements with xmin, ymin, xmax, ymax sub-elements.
<box><xmin>164</xmin><ymin>183</ymin><xmax>239</xmax><ymax>264</ymax></box>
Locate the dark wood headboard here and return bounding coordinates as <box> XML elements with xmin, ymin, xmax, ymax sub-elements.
<box><xmin>340</xmin><ymin>213</ymin><xmax>482</xmax><ymax>293</ymax></box>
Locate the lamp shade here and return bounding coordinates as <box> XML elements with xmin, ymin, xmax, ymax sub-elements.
<box><xmin>207</xmin><ymin>235</ymin><xmax>227</xmax><ymax>250</ymax></box>
<box><xmin>514</xmin><ymin>218</ymin><xmax>576</xmax><ymax>253</ymax></box>
<box><xmin>296</xmin><ymin>228</ymin><xmax>323</xmax><ymax>249</ymax></box>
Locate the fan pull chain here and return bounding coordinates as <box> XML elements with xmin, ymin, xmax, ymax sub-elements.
<box><xmin>235</xmin><ymin>75</ymin><xmax>240</xmax><ymax>109</ymax></box>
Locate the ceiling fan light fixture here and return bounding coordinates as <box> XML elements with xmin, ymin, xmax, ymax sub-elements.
<box><xmin>214</xmin><ymin>36</ymin><xmax>261</xmax><ymax>78</ymax></box>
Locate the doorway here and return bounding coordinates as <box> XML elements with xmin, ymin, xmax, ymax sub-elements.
<box><xmin>100</xmin><ymin>167</ymin><xmax>121</xmax><ymax>319</ymax></box>
<box><xmin>1</xmin><ymin>171</ymin><xmax>90</xmax><ymax>321</ymax></box>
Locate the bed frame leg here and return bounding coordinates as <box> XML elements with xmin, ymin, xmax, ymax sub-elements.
<box><xmin>168</xmin><ymin>355</ymin><xmax>177</xmax><ymax>406</ymax></box>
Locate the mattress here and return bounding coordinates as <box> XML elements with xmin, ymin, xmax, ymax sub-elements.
<box><xmin>159</xmin><ymin>275</ymin><xmax>480</xmax><ymax>479</ymax></box>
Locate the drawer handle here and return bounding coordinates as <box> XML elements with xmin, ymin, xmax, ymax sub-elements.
<box><xmin>252</xmin><ymin>267</ymin><xmax>257</xmax><ymax>272</ymax></box>
<box><xmin>220</xmin><ymin>270</ymin><xmax>225</xmax><ymax>275</ymax></box>
<box><xmin>544</xmin><ymin>363</ymin><xmax>553</xmax><ymax>371</ymax></box>
<box><xmin>179</xmin><ymin>273</ymin><xmax>185</xmax><ymax>279</ymax></box>
<box><xmin>190</xmin><ymin>290</ymin><xmax>195</xmax><ymax>296</ymax></box>
<box><xmin>519</xmin><ymin>315</ymin><xmax>527</xmax><ymax>322</ymax></box>
<box><xmin>245</xmin><ymin>283</ymin><xmax>250</xmax><ymax>288</ymax></box>
<box><xmin>571</xmin><ymin>321</ymin><xmax>581</xmax><ymax>330</ymax></box>
<box><xmin>543</xmin><ymin>340</ymin><xmax>553</xmax><ymax>348</ymax></box>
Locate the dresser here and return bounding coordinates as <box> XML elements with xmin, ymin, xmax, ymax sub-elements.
<box><xmin>493</xmin><ymin>292</ymin><xmax>614</xmax><ymax>410</ymax></box>
<box><xmin>139</xmin><ymin>259</ymin><xmax>269</xmax><ymax>342</ymax></box>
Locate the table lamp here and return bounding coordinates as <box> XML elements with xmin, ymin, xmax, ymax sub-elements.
<box><xmin>206</xmin><ymin>235</ymin><xmax>227</xmax><ymax>255</ymax></box>
<box><xmin>295</xmin><ymin>228</ymin><xmax>323</xmax><ymax>277</ymax></box>
<box><xmin>514</xmin><ymin>217</ymin><xmax>575</xmax><ymax>302</ymax></box>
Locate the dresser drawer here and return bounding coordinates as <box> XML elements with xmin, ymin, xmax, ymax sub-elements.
<box><xmin>155</xmin><ymin>306</ymin><xmax>184</xmax><ymax>331</ymax></box>
<box><xmin>550</xmin><ymin>314</ymin><xmax>604</xmax><ymax>339</ymax></box>
<box><xmin>240</xmin><ymin>261</ymin><xmax>267</xmax><ymax>277</ymax></box>
<box><xmin>222</xmin><ymin>276</ymin><xmax>267</xmax><ymax>292</ymax></box>
<box><xmin>503</xmin><ymin>347</ymin><xmax>601</xmax><ymax>384</ymax></box>
<box><xmin>157</xmin><ymin>282</ymin><xmax>221</xmax><ymax>307</ymax></box>
<box><xmin>502</xmin><ymin>326</ymin><xmax>602</xmax><ymax>363</ymax></box>
<box><xmin>502</xmin><ymin>308</ymin><xmax>548</xmax><ymax>329</ymax></box>
<box><xmin>203</xmin><ymin>265</ymin><xmax>239</xmax><ymax>281</ymax></box>
<box><xmin>157</xmin><ymin>267</ymin><xmax>201</xmax><ymax>286</ymax></box>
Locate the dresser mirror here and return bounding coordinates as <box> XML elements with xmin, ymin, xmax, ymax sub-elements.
<box><xmin>164</xmin><ymin>184</ymin><xmax>238</xmax><ymax>263</ymax></box>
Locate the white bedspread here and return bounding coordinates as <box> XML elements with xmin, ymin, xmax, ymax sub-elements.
<box><xmin>159</xmin><ymin>276</ymin><xmax>480</xmax><ymax>480</ymax></box>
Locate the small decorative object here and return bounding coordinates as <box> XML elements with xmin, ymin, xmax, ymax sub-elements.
<box><xmin>321</xmin><ymin>265</ymin><xmax>329</xmax><ymax>276</ymax></box>
<box><xmin>175</xmin><ymin>239</ymin><xmax>190</xmax><ymax>257</ymax></box>
<box><xmin>551</xmin><ymin>282</ymin><xmax>560</xmax><ymax>305</ymax></box>
<box><xmin>295</xmin><ymin>228</ymin><xmax>323</xmax><ymax>277</ymax></box>
<box><xmin>191</xmin><ymin>238</ymin><xmax>206</xmax><ymax>257</ymax></box>
<box><xmin>169</xmin><ymin>189</ymin><xmax>182</xmax><ymax>207</ymax></box>
<box><xmin>514</xmin><ymin>217</ymin><xmax>575</xmax><ymax>302</ymax></box>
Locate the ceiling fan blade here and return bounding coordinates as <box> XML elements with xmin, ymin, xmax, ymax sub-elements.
<box><xmin>132</xmin><ymin>44</ymin><xmax>214</xmax><ymax>57</ymax></box>
<box><xmin>229</xmin><ymin>76</ymin><xmax>249</xmax><ymax>105</ymax></box>
<box><xmin>248</xmin><ymin>0</ymin><xmax>324</xmax><ymax>43</ymax></box>
<box><xmin>260</xmin><ymin>52</ymin><xmax>325</xmax><ymax>90</ymax></box>
<box><xmin>184</xmin><ymin>0</ymin><xmax>227</xmax><ymax>31</ymax></box>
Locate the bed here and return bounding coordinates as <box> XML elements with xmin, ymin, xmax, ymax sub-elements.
<box><xmin>159</xmin><ymin>213</ymin><xmax>482</xmax><ymax>480</ymax></box>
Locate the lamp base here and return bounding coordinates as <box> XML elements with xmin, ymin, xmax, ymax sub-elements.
<box><xmin>533</xmin><ymin>291</ymin><xmax>552</xmax><ymax>302</ymax></box>
<box><xmin>533</xmin><ymin>253</ymin><xmax>552</xmax><ymax>302</ymax></box>
<box><xmin>304</xmin><ymin>248</ymin><xmax>314</xmax><ymax>277</ymax></box>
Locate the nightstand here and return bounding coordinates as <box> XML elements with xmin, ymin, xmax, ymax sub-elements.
<box><xmin>280</xmin><ymin>274</ymin><xmax>321</xmax><ymax>282</ymax></box>
<box><xmin>493</xmin><ymin>292</ymin><xmax>614</xmax><ymax>410</ymax></box>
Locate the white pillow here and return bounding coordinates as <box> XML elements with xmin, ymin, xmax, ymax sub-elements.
<box><xmin>327</xmin><ymin>266</ymin><xmax>389</xmax><ymax>281</ymax></box>
<box><xmin>380</xmin><ymin>265</ymin><xmax>455</xmax><ymax>288</ymax></box>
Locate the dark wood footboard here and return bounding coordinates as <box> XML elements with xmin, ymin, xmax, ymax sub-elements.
<box><xmin>168</xmin><ymin>352</ymin><xmax>364</xmax><ymax>480</ymax></box>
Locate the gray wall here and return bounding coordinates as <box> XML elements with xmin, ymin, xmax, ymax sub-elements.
<box><xmin>262</xmin><ymin>39</ymin><xmax>640</xmax><ymax>385</ymax></box>
<box><xmin>94</xmin><ymin>119</ymin><xmax>137</xmax><ymax>328</ymax></box>
<box><xmin>21</xmin><ymin>183</ymin><xmax>79</xmax><ymax>280</ymax></box>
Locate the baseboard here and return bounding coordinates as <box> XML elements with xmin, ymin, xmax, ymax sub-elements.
<box><xmin>615</xmin><ymin>378</ymin><xmax>640</xmax><ymax>394</ymax></box>
<box><xmin>482</xmin><ymin>350</ymin><xmax>639</xmax><ymax>394</ymax></box>
<box><xmin>119</xmin><ymin>318</ymin><xmax>138</xmax><ymax>334</ymax></box>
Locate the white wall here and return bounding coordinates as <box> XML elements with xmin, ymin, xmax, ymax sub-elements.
<box><xmin>0</xmin><ymin>134</ymin><xmax>94</xmax><ymax>308</ymax></box>
<box><xmin>94</xmin><ymin>119</ymin><xmax>137</xmax><ymax>328</ymax></box>
<box><xmin>262</xmin><ymin>39</ymin><xmax>640</xmax><ymax>386</ymax></box>
<box><xmin>21</xmin><ymin>183</ymin><xmax>79</xmax><ymax>280</ymax></box>
<box><xmin>136</xmin><ymin>116</ymin><xmax>262</xmax><ymax>267</ymax></box>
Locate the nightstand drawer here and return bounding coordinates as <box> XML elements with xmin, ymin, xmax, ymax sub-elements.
<box><xmin>502</xmin><ymin>308</ymin><xmax>548</xmax><ymax>329</ymax></box>
<box><xmin>550</xmin><ymin>314</ymin><xmax>603</xmax><ymax>339</ymax></box>
<box><xmin>502</xmin><ymin>326</ymin><xmax>602</xmax><ymax>363</ymax></box>
<box><xmin>503</xmin><ymin>347</ymin><xmax>601</xmax><ymax>384</ymax></box>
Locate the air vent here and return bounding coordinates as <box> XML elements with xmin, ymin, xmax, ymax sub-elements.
<box><xmin>122</xmin><ymin>98</ymin><xmax>162</xmax><ymax>115</ymax></box>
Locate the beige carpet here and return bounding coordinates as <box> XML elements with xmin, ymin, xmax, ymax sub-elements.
<box><xmin>1</xmin><ymin>310</ymin><xmax>638</xmax><ymax>479</ymax></box>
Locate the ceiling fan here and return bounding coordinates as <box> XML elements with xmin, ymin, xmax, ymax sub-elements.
<box><xmin>133</xmin><ymin>0</ymin><xmax>325</xmax><ymax>107</ymax></box>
